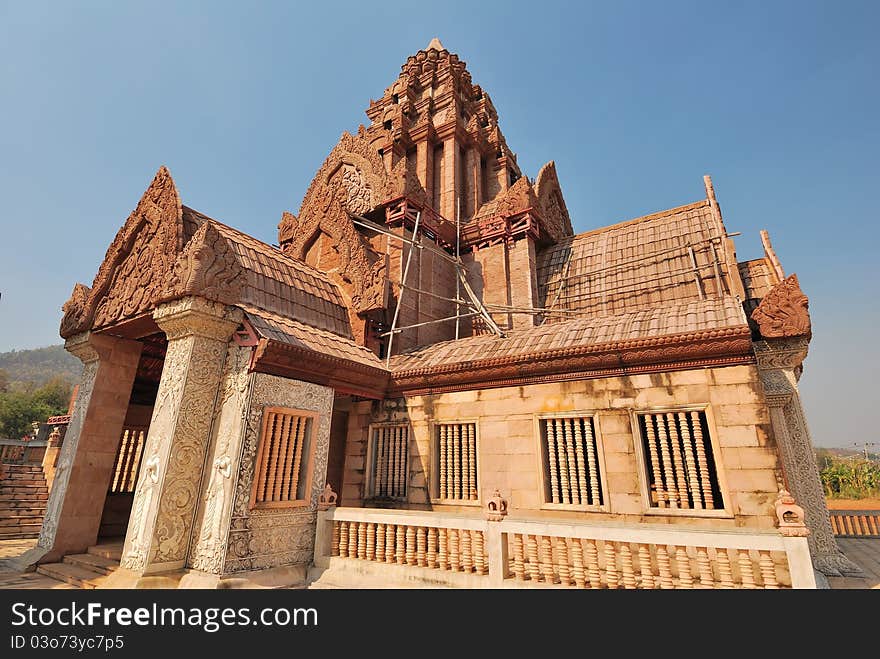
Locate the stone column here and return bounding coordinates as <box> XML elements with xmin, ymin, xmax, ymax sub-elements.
<box><xmin>119</xmin><ymin>297</ymin><xmax>241</xmax><ymax>575</ymax></box>
<box><xmin>755</xmin><ymin>338</ymin><xmax>862</xmax><ymax>577</ymax></box>
<box><xmin>35</xmin><ymin>332</ymin><xmax>143</xmax><ymax>563</ymax></box>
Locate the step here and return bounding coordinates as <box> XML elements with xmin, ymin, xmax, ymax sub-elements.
<box><xmin>88</xmin><ymin>543</ymin><xmax>124</xmax><ymax>562</ymax></box>
<box><xmin>0</xmin><ymin>494</ymin><xmax>49</xmax><ymax>503</ymax></box>
<box><xmin>6</xmin><ymin>473</ymin><xmax>46</xmax><ymax>481</ymax></box>
<box><xmin>0</xmin><ymin>503</ymin><xmax>47</xmax><ymax>513</ymax></box>
<box><xmin>0</xmin><ymin>531</ymin><xmax>40</xmax><ymax>540</ymax></box>
<box><xmin>0</xmin><ymin>514</ymin><xmax>45</xmax><ymax>525</ymax></box>
<box><xmin>64</xmin><ymin>553</ymin><xmax>119</xmax><ymax>576</ymax></box>
<box><xmin>36</xmin><ymin>563</ymin><xmax>109</xmax><ymax>589</ymax></box>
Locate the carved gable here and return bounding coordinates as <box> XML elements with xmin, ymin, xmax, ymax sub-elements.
<box><xmin>278</xmin><ymin>131</ymin><xmax>391</xmax><ymax>314</ymax></box>
<box><xmin>534</xmin><ymin>161</ymin><xmax>574</xmax><ymax>242</ymax></box>
<box><xmin>60</xmin><ymin>166</ymin><xmax>186</xmax><ymax>338</ymax></box>
<box><xmin>751</xmin><ymin>274</ymin><xmax>811</xmax><ymax>338</ymax></box>
<box><xmin>161</xmin><ymin>222</ymin><xmax>244</xmax><ymax>307</ymax></box>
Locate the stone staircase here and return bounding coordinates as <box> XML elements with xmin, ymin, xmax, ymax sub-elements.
<box><xmin>36</xmin><ymin>542</ymin><xmax>123</xmax><ymax>589</ymax></box>
<box><xmin>0</xmin><ymin>464</ymin><xmax>49</xmax><ymax>540</ymax></box>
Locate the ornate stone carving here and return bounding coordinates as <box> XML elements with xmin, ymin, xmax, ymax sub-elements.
<box><xmin>318</xmin><ymin>483</ymin><xmax>338</xmax><ymax>511</ymax></box>
<box><xmin>277</xmin><ymin>132</ymin><xmax>390</xmax><ymax>315</ymax></box>
<box><xmin>484</xmin><ymin>489</ymin><xmax>508</xmax><ymax>521</ymax></box>
<box><xmin>775</xmin><ymin>490</ymin><xmax>809</xmax><ymax>537</ymax></box>
<box><xmin>161</xmin><ymin>223</ymin><xmax>244</xmax><ymax>306</ymax></box>
<box><xmin>534</xmin><ymin>161</ymin><xmax>574</xmax><ymax>242</ymax></box>
<box><xmin>60</xmin><ymin>167</ymin><xmax>186</xmax><ymax>338</ymax></box>
<box><xmin>751</xmin><ymin>274</ymin><xmax>811</xmax><ymax>339</ymax></box>
<box><xmin>753</xmin><ymin>337</ymin><xmax>809</xmax><ymax>371</ymax></box>
<box><xmin>223</xmin><ymin>372</ymin><xmax>333</xmax><ymax>574</ymax></box>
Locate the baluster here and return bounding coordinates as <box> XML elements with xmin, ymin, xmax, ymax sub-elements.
<box><xmin>678</xmin><ymin>412</ymin><xmax>703</xmax><ymax>509</ymax></box>
<box><xmin>758</xmin><ymin>551</ymin><xmax>779</xmax><ymax>589</ymax></box>
<box><xmin>656</xmin><ymin>545</ymin><xmax>674</xmax><ymax>589</ymax></box>
<box><xmin>572</xmin><ymin>419</ymin><xmax>589</xmax><ymax>505</ymax></box>
<box><xmin>366</xmin><ymin>523</ymin><xmax>376</xmax><ymax>561</ymax></box>
<box><xmin>127</xmin><ymin>430</ymin><xmax>146</xmax><ymax>493</ymax></box>
<box><xmin>546</xmin><ymin>420</ymin><xmax>561</xmax><ymax>503</ymax></box>
<box><xmin>449</xmin><ymin>528</ymin><xmax>460</xmax><ymax>571</ymax></box>
<box><xmin>376</xmin><ymin>523</ymin><xmax>386</xmax><ymax>562</ymax></box>
<box><xmin>738</xmin><ymin>550</ymin><xmax>757</xmax><ymax>589</ymax></box>
<box><xmin>512</xmin><ymin>534</ymin><xmax>526</xmax><ymax>581</ymax></box>
<box><xmin>397</xmin><ymin>427</ymin><xmax>407</xmax><ymax>498</ymax></box>
<box><xmin>656</xmin><ymin>415</ymin><xmax>679</xmax><ymax>509</ymax></box>
<box><xmin>338</xmin><ymin>521</ymin><xmax>349</xmax><ymax>558</ymax></box>
<box><xmin>467</xmin><ymin>424</ymin><xmax>477</xmax><ymax>499</ymax></box>
<box><xmin>558</xmin><ymin>420</ymin><xmax>572</xmax><ymax>504</ymax></box>
<box><xmin>405</xmin><ymin>526</ymin><xmax>416</xmax><ymax>565</ymax></box>
<box><xmin>562</xmin><ymin>419</ymin><xmax>576</xmax><ymax>504</ymax></box>
<box><xmin>473</xmin><ymin>531</ymin><xmax>486</xmax><ymax>575</ymax></box>
<box><xmin>555</xmin><ymin>537</ymin><xmax>572</xmax><ymax>586</ymax></box>
<box><xmin>357</xmin><ymin>522</ymin><xmax>367</xmax><ymax>560</ymax></box>
<box><xmin>331</xmin><ymin>521</ymin><xmax>340</xmax><ymax>556</ymax></box>
<box><xmin>461</xmin><ymin>528</ymin><xmax>474</xmax><ymax>573</ymax></box>
<box><xmin>583</xmin><ymin>419</ymin><xmax>601</xmax><ymax>506</ymax></box>
<box><xmin>112</xmin><ymin>429</ymin><xmax>130</xmax><ymax>493</ymax></box>
<box><xmin>395</xmin><ymin>525</ymin><xmax>406</xmax><ymax>564</ymax></box>
<box><xmin>348</xmin><ymin>521</ymin><xmax>358</xmax><ymax>558</ymax></box>
<box><xmin>439</xmin><ymin>425</ymin><xmax>447</xmax><ymax>499</ymax></box>
<box><xmin>415</xmin><ymin>527</ymin><xmax>427</xmax><ymax>567</ymax></box>
<box><xmin>667</xmin><ymin>414</ymin><xmax>690</xmax><ymax>509</ymax></box>
<box><xmin>571</xmin><ymin>538</ymin><xmax>586</xmax><ymax>588</ymax></box>
<box><xmin>604</xmin><ymin>542</ymin><xmax>619</xmax><ymax>589</ymax></box>
<box><xmin>385</xmin><ymin>524</ymin><xmax>396</xmax><ymax>563</ymax></box>
<box><xmin>526</xmin><ymin>535</ymin><xmax>541</xmax><ymax>582</ymax></box>
<box><xmin>644</xmin><ymin>414</ymin><xmax>666</xmax><ymax>508</ymax></box>
<box><xmin>263</xmin><ymin>413</ymin><xmax>283</xmax><ymax>501</ymax></box>
<box><xmin>453</xmin><ymin>425</ymin><xmax>462</xmax><ymax>499</ymax></box>
<box><xmin>288</xmin><ymin>416</ymin><xmax>305</xmax><ymax>501</ymax></box>
<box><xmin>427</xmin><ymin>528</ymin><xmax>438</xmax><ymax>568</ymax></box>
<box><xmin>539</xmin><ymin>536</ymin><xmax>556</xmax><ymax>583</ymax></box>
<box><xmin>438</xmin><ymin>528</ymin><xmax>449</xmax><ymax>569</ymax></box>
<box><xmin>619</xmin><ymin>543</ymin><xmax>637</xmax><ymax>589</ymax></box>
<box><xmin>716</xmin><ymin>549</ymin><xmax>734</xmax><ymax>588</ymax></box>
<box><xmin>675</xmin><ymin>546</ymin><xmax>693</xmax><ymax>588</ymax></box>
<box><xmin>696</xmin><ymin>547</ymin><xmax>713</xmax><ymax>588</ymax></box>
<box><xmin>583</xmin><ymin>539</ymin><xmax>602</xmax><ymax>589</ymax></box>
<box><xmin>378</xmin><ymin>429</ymin><xmax>388</xmax><ymax>497</ymax></box>
<box><xmin>638</xmin><ymin>544</ymin><xmax>655</xmax><ymax>589</ymax></box>
<box><xmin>462</xmin><ymin>426</ymin><xmax>471</xmax><ymax>502</ymax></box>
<box><xmin>691</xmin><ymin>412</ymin><xmax>714</xmax><ymax>509</ymax></box>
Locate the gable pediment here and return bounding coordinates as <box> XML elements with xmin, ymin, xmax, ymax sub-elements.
<box><xmin>60</xmin><ymin>166</ymin><xmax>186</xmax><ymax>338</ymax></box>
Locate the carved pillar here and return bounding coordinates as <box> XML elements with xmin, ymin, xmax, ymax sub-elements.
<box><xmin>755</xmin><ymin>338</ymin><xmax>862</xmax><ymax>576</ymax></box>
<box><xmin>36</xmin><ymin>332</ymin><xmax>143</xmax><ymax>562</ymax></box>
<box><xmin>120</xmin><ymin>297</ymin><xmax>241</xmax><ymax>574</ymax></box>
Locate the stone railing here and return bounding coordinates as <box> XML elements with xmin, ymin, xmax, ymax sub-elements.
<box><xmin>313</xmin><ymin>497</ymin><xmax>816</xmax><ymax>589</ymax></box>
<box><xmin>0</xmin><ymin>439</ymin><xmax>47</xmax><ymax>465</ymax></box>
<box><xmin>829</xmin><ymin>510</ymin><xmax>880</xmax><ymax>538</ymax></box>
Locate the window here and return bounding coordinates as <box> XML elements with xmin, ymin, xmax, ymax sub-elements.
<box><xmin>251</xmin><ymin>407</ymin><xmax>316</xmax><ymax>508</ymax></box>
<box><xmin>637</xmin><ymin>410</ymin><xmax>723</xmax><ymax>511</ymax></box>
<box><xmin>110</xmin><ymin>426</ymin><xmax>147</xmax><ymax>494</ymax></box>
<box><xmin>540</xmin><ymin>416</ymin><xmax>604</xmax><ymax>507</ymax></box>
<box><xmin>433</xmin><ymin>422</ymin><xmax>479</xmax><ymax>502</ymax></box>
<box><xmin>367</xmin><ymin>424</ymin><xmax>409</xmax><ymax>499</ymax></box>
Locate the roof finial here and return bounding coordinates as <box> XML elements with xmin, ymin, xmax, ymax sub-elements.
<box><xmin>427</xmin><ymin>37</ymin><xmax>445</xmax><ymax>51</ymax></box>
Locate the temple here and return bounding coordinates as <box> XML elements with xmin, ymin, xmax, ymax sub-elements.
<box><xmin>10</xmin><ymin>39</ymin><xmax>861</xmax><ymax>588</ymax></box>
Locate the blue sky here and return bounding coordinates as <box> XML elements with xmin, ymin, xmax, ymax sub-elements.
<box><xmin>0</xmin><ymin>1</ymin><xmax>877</xmax><ymax>448</ymax></box>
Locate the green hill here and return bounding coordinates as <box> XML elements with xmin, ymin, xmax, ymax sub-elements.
<box><xmin>0</xmin><ymin>344</ymin><xmax>82</xmax><ymax>389</ymax></box>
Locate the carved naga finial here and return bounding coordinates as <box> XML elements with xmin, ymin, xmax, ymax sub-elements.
<box><xmin>751</xmin><ymin>274</ymin><xmax>811</xmax><ymax>339</ymax></box>
<box><xmin>484</xmin><ymin>489</ymin><xmax>508</xmax><ymax>521</ymax></box>
<box><xmin>775</xmin><ymin>489</ymin><xmax>809</xmax><ymax>537</ymax></box>
<box><xmin>318</xmin><ymin>483</ymin><xmax>338</xmax><ymax>511</ymax></box>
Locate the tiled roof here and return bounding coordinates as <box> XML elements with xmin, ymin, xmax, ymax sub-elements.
<box><xmin>390</xmin><ymin>297</ymin><xmax>747</xmax><ymax>372</ymax></box>
<box><xmin>181</xmin><ymin>206</ymin><xmax>352</xmax><ymax>337</ymax></box>
<box><xmin>536</xmin><ymin>200</ymin><xmax>733</xmax><ymax>321</ymax></box>
<box><xmin>243</xmin><ymin>306</ymin><xmax>385</xmax><ymax>370</ymax></box>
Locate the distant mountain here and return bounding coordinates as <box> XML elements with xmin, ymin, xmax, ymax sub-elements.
<box><xmin>0</xmin><ymin>345</ymin><xmax>81</xmax><ymax>388</ymax></box>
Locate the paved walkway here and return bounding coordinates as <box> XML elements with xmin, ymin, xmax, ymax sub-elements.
<box><xmin>2</xmin><ymin>536</ymin><xmax>878</xmax><ymax>589</ymax></box>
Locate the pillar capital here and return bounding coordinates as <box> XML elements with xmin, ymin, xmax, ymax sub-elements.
<box><xmin>153</xmin><ymin>296</ymin><xmax>243</xmax><ymax>342</ymax></box>
<box><xmin>64</xmin><ymin>330</ymin><xmax>141</xmax><ymax>365</ymax></box>
<box><xmin>753</xmin><ymin>336</ymin><xmax>810</xmax><ymax>371</ymax></box>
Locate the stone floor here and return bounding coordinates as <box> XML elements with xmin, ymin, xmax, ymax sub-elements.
<box><xmin>1</xmin><ymin>536</ymin><xmax>878</xmax><ymax>589</ymax></box>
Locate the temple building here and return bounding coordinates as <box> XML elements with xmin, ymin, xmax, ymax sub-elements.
<box><xmin>12</xmin><ymin>39</ymin><xmax>861</xmax><ymax>588</ymax></box>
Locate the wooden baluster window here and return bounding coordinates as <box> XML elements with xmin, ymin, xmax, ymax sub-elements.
<box><xmin>540</xmin><ymin>416</ymin><xmax>604</xmax><ymax>507</ymax></box>
<box><xmin>251</xmin><ymin>407</ymin><xmax>316</xmax><ymax>508</ymax></box>
<box><xmin>638</xmin><ymin>410</ymin><xmax>723</xmax><ymax>511</ymax></box>
<box><xmin>434</xmin><ymin>422</ymin><xmax>479</xmax><ymax>501</ymax></box>
<box><xmin>368</xmin><ymin>424</ymin><xmax>409</xmax><ymax>499</ymax></box>
<box><xmin>109</xmin><ymin>426</ymin><xmax>147</xmax><ymax>494</ymax></box>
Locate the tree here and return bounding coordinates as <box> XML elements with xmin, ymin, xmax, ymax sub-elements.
<box><xmin>33</xmin><ymin>376</ymin><xmax>72</xmax><ymax>411</ymax></box>
<box><xmin>0</xmin><ymin>368</ymin><xmax>8</xmax><ymax>393</ymax></box>
<box><xmin>0</xmin><ymin>391</ymin><xmax>53</xmax><ymax>439</ymax></box>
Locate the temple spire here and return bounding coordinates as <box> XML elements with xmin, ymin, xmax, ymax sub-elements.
<box><xmin>426</xmin><ymin>37</ymin><xmax>445</xmax><ymax>51</ymax></box>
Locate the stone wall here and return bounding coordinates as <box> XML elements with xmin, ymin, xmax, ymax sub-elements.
<box><xmin>341</xmin><ymin>364</ymin><xmax>784</xmax><ymax>531</ymax></box>
<box><xmin>222</xmin><ymin>372</ymin><xmax>333</xmax><ymax>574</ymax></box>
